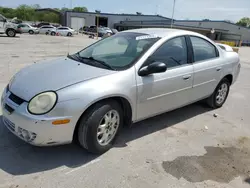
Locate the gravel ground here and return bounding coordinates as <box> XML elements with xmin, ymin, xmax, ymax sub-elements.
<box><xmin>0</xmin><ymin>34</ymin><xmax>250</xmax><ymax>188</ymax></box>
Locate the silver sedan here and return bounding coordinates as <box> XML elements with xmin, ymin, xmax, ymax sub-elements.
<box><xmin>1</xmin><ymin>28</ymin><xmax>241</xmax><ymax>154</ymax></box>
<box><xmin>17</xmin><ymin>23</ymin><xmax>39</xmax><ymax>34</ymax></box>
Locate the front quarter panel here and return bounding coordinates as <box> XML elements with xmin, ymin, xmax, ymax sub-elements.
<box><xmin>51</xmin><ymin>68</ymin><xmax>137</xmax><ymax>123</ymax></box>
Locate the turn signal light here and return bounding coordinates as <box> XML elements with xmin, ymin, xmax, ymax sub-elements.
<box><xmin>52</xmin><ymin>119</ymin><xmax>70</xmax><ymax>125</ymax></box>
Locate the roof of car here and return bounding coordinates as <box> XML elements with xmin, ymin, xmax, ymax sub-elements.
<box><xmin>122</xmin><ymin>28</ymin><xmax>203</xmax><ymax>38</ymax></box>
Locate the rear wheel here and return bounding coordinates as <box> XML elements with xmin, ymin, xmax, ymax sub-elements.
<box><xmin>77</xmin><ymin>100</ymin><xmax>123</xmax><ymax>154</ymax></box>
<box><xmin>207</xmin><ymin>78</ymin><xmax>230</xmax><ymax>108</ymax></box>
<box><xmin>6</xmin><ymin>29</ymin><xmax>16</xmax><ymax>37</ymax></box>
<box><xmin>51</xmin><ymin>32</ymin><xmax>56</xmax><ymax>36</ymax></box>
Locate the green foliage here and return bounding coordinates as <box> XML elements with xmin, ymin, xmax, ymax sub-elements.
<box><xmin>0</xmin><ymin>4</ymin><xmax>88</xmax><ymax>23</ymax></box>
<box><xmin>236</xmin><ymin>17</ymin><xmax>250</xmax><ymax>27</ymax></box>
<box><xmin>73</xmin><ymin>7</ymin><xmax>88</xmax><ymax>12</ymax></box>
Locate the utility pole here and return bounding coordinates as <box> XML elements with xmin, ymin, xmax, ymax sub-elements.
<box><xmin>170</xmin><ymin>0</ymin><xmax>176</xmax><ymax>28</ymax></box>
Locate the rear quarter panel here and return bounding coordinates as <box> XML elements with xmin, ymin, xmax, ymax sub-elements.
<box><xmin>218</xmin><ymin>46</ymin><xmax>240</xmax><ymax>84</ymax></box>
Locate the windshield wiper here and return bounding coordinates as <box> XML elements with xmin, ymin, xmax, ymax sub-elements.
<box><xmin>79</xmin><ymin>56</ymin><xmax>115</xmax><ymax>70</ymax></box>
<box><xmin>67</xmin><ymin>53</ymin><xmax>83</xmax><ymax>62</ymax></box>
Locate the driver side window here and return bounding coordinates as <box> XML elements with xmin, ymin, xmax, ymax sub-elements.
<box><xmin>148</xmin><ymin>36</ymin><xmax>188</xmax><ymax>69</ymax></box>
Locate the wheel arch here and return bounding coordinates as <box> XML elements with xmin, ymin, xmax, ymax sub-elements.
<box><xmin>73</xmin><ymin>96</ymin><xmax>133</xmax><ymax>141</ymax></box>
<box><xmin>223</xmin><ymin>74</ymin><xmax>233</xmax><ymax>85</ymax></box>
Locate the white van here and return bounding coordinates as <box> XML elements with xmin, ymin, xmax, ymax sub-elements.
<box><xmin>0</xmin><ymin>14</ymin><xmax>20</xmax><ymax>37</ymax></box>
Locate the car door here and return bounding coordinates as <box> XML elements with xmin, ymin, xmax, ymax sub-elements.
<box><xmin>0</xmin><ymin>15</ymin><xmax>5</xmax><ymax>33</ymax></box>
<box><xmin>39</xmin><ymin>26</ymin><xmax>47</xmax><ymax>34</ymax></box>
<box><xmin>62</xmin><ymin>27</ymin><xmax>69</xmax><ymax>36</ymax></box>
<box><xmin>188</xmin><ymin>36</ymin><xmax>222</xmax><ymax>101</ymax></box>
<box><xmin>21</xmin><ymin>24</ymin><xmax>29</xmax><ymax>33</ymax></box>
<box><xmin>136</xmin><ymin>36</ymin><xmax>194</xmax><ymax>121</ymax></box>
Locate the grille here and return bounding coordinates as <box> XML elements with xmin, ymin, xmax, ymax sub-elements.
<box><xmin>5</xmin><ymin>104</ymin><xmax>14</xmax><ymax>114</ymax></box>
<box><xmin>9</xmin><ymin>93</ymin><xmax>25</xmax><ymax>105</ymax></box>
<box><xmin>3</xmin><ymin>117</ymin><xmax>15</xmax><ymax>132</ymax></box>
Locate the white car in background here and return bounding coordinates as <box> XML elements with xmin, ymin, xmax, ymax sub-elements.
<box><xmin>17</xmin><ymin>23</ymin><xmax>39</xmax><ymax>34</ymax></box>
<box><xmin>39</xmin><ymin>25</ymin><xmax>56</xmax><ymax>35</ymax></box>
<box><xmin>56</xmin><ymin>27</ymin><xmax>77</xmax><ymax>36</ymax></box>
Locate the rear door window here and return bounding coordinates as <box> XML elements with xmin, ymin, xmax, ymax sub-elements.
<box><xmin>190</xmin><ymin>36</ymin><xmax>218</xmax><ymax>62</ymax></box>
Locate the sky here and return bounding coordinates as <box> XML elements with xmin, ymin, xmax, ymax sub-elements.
<box><xmin>1</xmin><ymin>0</ymin><xmax>250</xmax><ymax>22</ymax></box>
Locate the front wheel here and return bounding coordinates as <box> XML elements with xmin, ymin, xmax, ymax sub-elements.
<box><xmin>29</xmin><ymin>30</ymin><xmax>34</xmax><ymax>34</ymax></box>
<box><xmin>207</xmin><ymin>78</ymin><xmax>230</xmax><ymax>108</ymax></box>
<box><xmin>77</xmin><ymin>100</ymin><xmax>123</xmax><ymax>154</ymax></box>
<box><xmin>67</xmin><ymin>32</ymin><xmax>72</xmax><ymax>37</ymax></box>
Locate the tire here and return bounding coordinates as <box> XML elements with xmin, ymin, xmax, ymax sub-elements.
<box><xmin>78</xmin><ymin>100</ymin><xmax>123</xmax><ymax>154</ymax></box>
<box><xmin>207</xmin><ymin>78</ymin><xmax>230</xmax><ymax>108</ymax></box>
<box><xmin>6</xmin><ymin>29</ymin><xmax>16</xmax><ymax>37</ymax></box>
<box><xmin>45</xmin><ymin>32</ymin><xmax>49</xmax><ymax>35</ymax></box>
<box><xmin>51</xmin><ymin>32</ymin><xmax>56</xmax><ymax>36</ymax></box>
<box><xmin>67</xmin><ymin>32</ymin><xmax>72</xmax><ymax>37</ymax></box>
<box><xmin>29</xmin><ymin>30</ymin><xmax>34</xmax><ymax>35</ymax></box>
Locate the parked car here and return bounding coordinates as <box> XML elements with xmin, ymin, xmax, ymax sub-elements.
<box><xmin>56</xmin><ymin>27</ymin><xmax>77</xmax><ymax>36</ymax></box>
<box><xmin>39</xmin><ymin>25</ymin><xmax>56</xmax><ymax>35</ymax></box>
<box><xmin>36</xmin><ymin>22</ymin><xmax>50</xmax><ymax>28</ymax></box>
<box><xmin>111</xmin><ymin>28</ymin><xmax>118</xmax><ymax>35</ymax></box>
<box><xmin>17</xmin><ymin>23</ymin><xmax>39</xmax><ymax>34</ymax></box>
<box><xmin>1</xmin><ymin>29</ymin><xmax>241</xmax><ymax>154</ymax></box>
<box><xmin>79</xmin><ymin>26</ymin><xmax>89</xmax><ymax>34</ymax></box>
<box><xmin>102</xmin><ymin>27</ymin><xmax>113</xmax><ymax>33</ymax></box>
<box><xmin>0</xmin><ymin>14</ymin><xmax>21</xmax><ymax>37</ymax></box>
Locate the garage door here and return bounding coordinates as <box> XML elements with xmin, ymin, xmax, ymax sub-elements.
<box><xmin>70</xmin><ymin>17</ymin><xmax>85</xmax><ymax>31</ymax></box>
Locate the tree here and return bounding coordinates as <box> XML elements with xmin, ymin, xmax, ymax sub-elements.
<box><xmin>0</xmin><ymin>4</ymin><xmax>88</xmax><ymax>23</ymax></box>
<box><xmin>31</xmin><ymin>4</ymin><xmax>41</xmax><ymax>9</ymax></box>
<box><xmin>73</xmin><ymin>7</ymin><xmax>88</xmax><ymax>12</ymax></box>
<box><xmin>236</xmin><ymin>17</ymin><xmax>250</xmax><ymax>27</ymax></box>
<box><xmin>61</xmin><ymin>7</ymin><xmax>71</xmax><ymax>12</ymax></box>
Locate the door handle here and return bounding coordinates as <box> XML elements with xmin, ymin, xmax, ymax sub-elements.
<box><xmin>182</xmin><ymin>75</ymin><xmax>191</xmax><ymax>80</ymax></box>
<box><xmin>216</xmin><ymin>67</ymin><xmax>222</xmax><ymax>71</ymax></box>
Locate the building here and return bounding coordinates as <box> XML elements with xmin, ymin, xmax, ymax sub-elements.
<box><xmin>61</xmin><ymin>11</ymin><xmax>170</xmax><ymax>31</ymax></box>
<box><xmin>61</xmin><ymin>11</ymin><xmax>250</xmax><ymax>45</ymax></box>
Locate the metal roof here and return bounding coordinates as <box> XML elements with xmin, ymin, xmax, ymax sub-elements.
<box><xmin>64</xmin><ymin>11</ymin><xmax>171</xmax><ymax>20</ymax></box>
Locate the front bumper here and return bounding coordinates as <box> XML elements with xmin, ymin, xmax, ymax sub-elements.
<box><xmin>1</xmin><ymin>88</ymin><xmax>75</xmax><ymax>146</ymax></box>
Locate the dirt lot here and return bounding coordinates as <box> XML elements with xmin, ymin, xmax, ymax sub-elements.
<box><xmin>0</xmin><ymin>34</ymin><xmax>250</xmax><ymax>188</ymax></box>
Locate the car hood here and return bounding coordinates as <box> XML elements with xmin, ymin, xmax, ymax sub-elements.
<box><xmin>9</xmin><ymin>57</ymin><xmax>114</xmax><ymax>101</ymax></box>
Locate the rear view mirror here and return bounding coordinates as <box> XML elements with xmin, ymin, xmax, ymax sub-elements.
<box><xmin>138</xmin><ymin>62</ymin><xmax>167</xmax><ymax>76</ymax></box>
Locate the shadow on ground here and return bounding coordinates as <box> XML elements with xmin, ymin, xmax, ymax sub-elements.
<box><xmin>0</xmin><ymin>103</ymin><xmax>211</xmax><ymax>175</ymax></box>
<box><xmin>0</xmin><ymin>35</ymin><xmax>20</xmax><ymax>38</ymax></box>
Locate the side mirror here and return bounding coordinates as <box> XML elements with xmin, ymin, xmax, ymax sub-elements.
<box><xmin>138</xmin><ymin>62</ymin><xmax>167</xmax><ymax>76</ymax></box>
<box><xmin>3</xmin><ymin>19</ymin><xmax>7</xmax><ymax>23</ymax></box>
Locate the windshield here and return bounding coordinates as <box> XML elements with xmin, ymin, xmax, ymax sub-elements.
<box><xmin>75</xmin><ymin>32</ymin><xmax>160</xmax><ymax>70</ymax></box>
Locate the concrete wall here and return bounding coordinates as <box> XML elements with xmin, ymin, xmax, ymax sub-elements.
<box><xmin>175</xmin><ymin>21</ymin><xmax>250</xmax><ymax>41</ymax></box>
<box><xmin>65</xmin><ymin>12</ymin><xmax>170</xmax><ymax>29</ymax></box>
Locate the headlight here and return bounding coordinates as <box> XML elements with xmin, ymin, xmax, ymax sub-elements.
<box><xmin>28</xmin><ymin>91</ymin><xmax>57</xmax><ymax>115</ymax></box>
